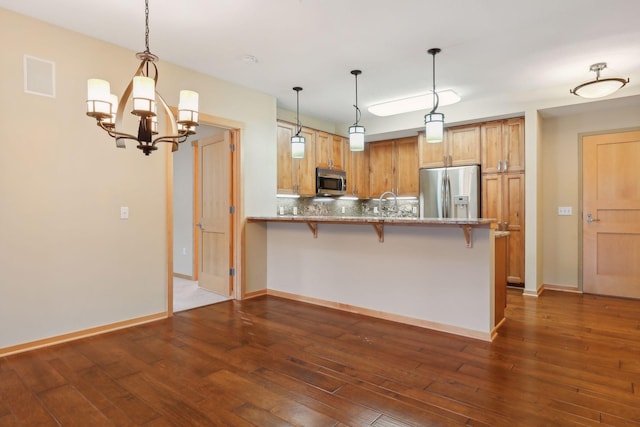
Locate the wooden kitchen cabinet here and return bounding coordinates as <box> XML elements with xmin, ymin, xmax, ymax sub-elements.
<box><xmin>481</xmin><ymin>117</ymin><xmax>525</xmax><ymax>174</ymax></box>
<box><xmin>418</xmin><ymin>124</ymin><xmax>481</xmax><ymax>168</ymax></box>
<box><xmin>368</xmin><ymin>136</ymin><xmax>418</xmax><ymax>198</ymax></box>
<box><xmin>316</xmin><ymin>131</ymin><xmax>345</xmax><ymax>170</ymax></box>
<box><xmin>277</xmin><ymin>121</ymin><xmax>316</xmax><ymax>196</ymax></box>
<box><xmin>345</xmin><ymin>144</ymin><xmax>369</xmax><ymax>198</ymax></box>
<box><xmin>482</xmin><ymin>172</ymin><xmax>525</xmax><ymax>284</ymax></box>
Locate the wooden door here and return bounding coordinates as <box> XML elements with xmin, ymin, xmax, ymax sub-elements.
<box><xmin>369</xmin><ymin>140</ymin><xmax>395</xmax><ymax>197</ymax></box>
<box><xmin>583</xmin><ymin>130</ymin><xmax>640</xmax><ymax>298</ymax></box>
<box><xmin>198</xmin><ymin>133</ymin><xmax>232</xmax><ymax>296</ymax></box>
<box><xmin>395</xmin><ymin>137</ymin><xmax>419</xmax><ymax>196</ymax></box>
<box><xmin>418</xmin><ymin>131</ymin><xmax>446</xmax><ymax>168</ymax></box>
<box><xmin>448</xmin><ymin>124</ymin><xmax>481</xmax><ymax>166</ymax></box>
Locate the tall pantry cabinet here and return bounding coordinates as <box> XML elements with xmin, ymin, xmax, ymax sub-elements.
<box><xmin>481</xmin><ymin>117</ymin><xmax>525</xmax><ymax>285</ymax></box>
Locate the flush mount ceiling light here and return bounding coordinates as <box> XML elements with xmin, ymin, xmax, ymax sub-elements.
<box><xmin>570</xmin><ymin>62</ymin><xmax>629</xmax><ymax>99</ymax></box>
<box><xmin>424</xmin><ymin>48</ymin><xmax>444</xmax><ymax>143</ymax></box>
<box><xmin>368</xmin><ymin>90</ymin><xmax>461</xmax><ymax>117</ymax></box>
<box><xmin>348</xmin><ymin>70</ymin><xmax>365</xmax><ymax>152</ymax></box>
<box><xmin>86</xmin><ymin>0</ymin><xmax>199</xmax><ymax>156</ymax></box>
<box><xmin>291</xmin><ymin>87</ymin><xmax>305</xmax><ymax>159</ymax></box>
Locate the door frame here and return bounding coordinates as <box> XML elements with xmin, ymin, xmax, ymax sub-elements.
<box><xmin>166</xmin><ymin>112</ymin><xmax>244</xmax><ymax>316</ymax></box>
<box><xmin>578</xmin><ymin>126</ymin><xmax>640</xmax><ymax>293</ymax></box>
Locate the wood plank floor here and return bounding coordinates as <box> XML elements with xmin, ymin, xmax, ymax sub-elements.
<box><xmin>1</xmin><ymin>289</ymin><xmax>640</xmax><ymax>426</ymax></box>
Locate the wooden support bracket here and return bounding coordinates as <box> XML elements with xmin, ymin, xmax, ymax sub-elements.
<box><xmin>306</xmin><ymin>222</ymin><xmax>318</xmax><ymax>238</ymax></box>
<box><xmin>372</xmin><ymin>223</ymin><xmax>384</xmax><ymax>243</ymax></box>
<box><xmin>460</xmin><ymin>225</ymin><xmax>473</xmax><ymax>248</ymax></box>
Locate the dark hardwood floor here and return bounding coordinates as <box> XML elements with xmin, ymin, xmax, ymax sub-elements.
<box><xmin>1</xmin><ymin>289</ymin><xmax>640</xmax><ymax>426</ymax></box>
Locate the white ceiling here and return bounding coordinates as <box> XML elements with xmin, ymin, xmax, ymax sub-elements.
<box><xmin>2</xmin><ymin>0</ymin><xmax>640</xmax><ymax>130</ymax></box>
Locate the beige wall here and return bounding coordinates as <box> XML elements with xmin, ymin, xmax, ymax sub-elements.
<box><xmin>0</xmin><ymin>8</ymin><xmax>276</xmax><ymax>350</ymax></box>
<box><xmin>541</xmin><ymin>102</ymin><xmax>640</xmax><ymax>289</ymax></box>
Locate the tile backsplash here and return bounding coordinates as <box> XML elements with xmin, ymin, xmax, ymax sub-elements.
<box><xmin>276</xmin><ymin>196</ymin><xmax>419</xmax><ymax>218</ymax></box>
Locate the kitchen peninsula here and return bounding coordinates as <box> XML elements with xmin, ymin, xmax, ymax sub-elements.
<box><xmin>247</xmin><ymin>216</ymin><xmax>501</xmax><ymax>341</ymax></box>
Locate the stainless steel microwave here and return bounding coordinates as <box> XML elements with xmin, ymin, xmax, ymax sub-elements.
<box><xmin>316</xmin><ymin>167</ymin><xmax>346</xmax><ymax>196</ymax></box>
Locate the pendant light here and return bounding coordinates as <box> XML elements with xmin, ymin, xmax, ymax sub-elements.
<box><xmin>424</xmin><ymin>48</ymin><xmax>444</xmax><ymax>143</ymax></box>
<box><xmin>291</xmin><ymin>87</ymin><xmax>305</xmax><ymax>159</ymax></box>
<box><xmin>348</xmin><ymin>70</ymin><xmax>365</xmax><ymax>151</ymax></box>
<box><xmin>570</xmin><ymin>62</ymin><xmax>629</xmax><ymax>99</ymax></box>
<box><xmin>86</xmin><ymin>0</ymin><xmax>198</xmax><ymax>155</ymax></box>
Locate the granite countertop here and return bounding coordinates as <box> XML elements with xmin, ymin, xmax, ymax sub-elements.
<box><xmin>247</xmin><ymin>215</ymin><xmax>495</xmax><ymax>226</ymax></box>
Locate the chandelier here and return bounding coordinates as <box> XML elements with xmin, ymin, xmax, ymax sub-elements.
<box><xmin>86</xmin><ymin>0</ymin><xmax>199</xmax><ymax>156</ymax></box>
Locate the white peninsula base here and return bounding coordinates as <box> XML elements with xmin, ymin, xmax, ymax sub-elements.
<box><xmin>247</xmin><ymin>218</ymin><xmax>498</xmax><ymax>341</ymax></box>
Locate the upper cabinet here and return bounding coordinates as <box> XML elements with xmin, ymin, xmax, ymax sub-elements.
<box><xmin>345</xmin><ymin>144</ymin><xmax>370</xmax><ymax>198</ymax></box>
<box><xmin>419</xmin><ymin>124</ymin><xmax>481</xmax><ymax>168</ymax></box>
<box><xmin>481</xmin><ymin>117</ymin><xmax>525</xmax><ymax>174</ymax></box>
<box><xmin>369</xmin><ymin>136</ymin><xmax>418</xmax><ymax>197</ymax></box>
<box><xmin>276</xmin><ymin>121</ymin><xmax>316</xmax><ymax>196</ymax></box>
<box><xmin>316</xmin><ymin>132</ymin><xmax>345</xmax><ymax>170</ymax></box>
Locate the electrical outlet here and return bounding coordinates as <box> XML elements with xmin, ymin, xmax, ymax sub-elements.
<box><xmin>341</xmin><ymin>206</ymin><xmax>346</xmax><ymax>214</ymax></box>
<box><xmin>293</xmin><ymin>207</ymin><xmax>298</xmax><ymax>216</ymax></box>
<box><xmin>279</xmin><ymin>206</ymin><xmax>284</xmax><ymax>215</ymax></box>
<box><xmin>120</xmin><ymin>206</ymin><xmax>129</xmax><ymax>220</ymax></box>
<box><xmin>373</xmin><ymin>206</ymin><xmax>379</xmax><ymax>214</ymax></box>
<box><xmin>558</xmin><ymin>206</ymin><xmax>572</xmax><ymax>216</ymax></box>
<box><xmin>412</xmin><ymin>206</ymin><xmax>417</xmax><ymax>214</ymax></box>
<box><xmin>182</xmin><ymin>248</ymin><xmax>187</xmax><ymax>255</ymax></box>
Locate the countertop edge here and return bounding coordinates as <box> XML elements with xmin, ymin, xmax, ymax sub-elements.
<box><xmin>247</xmin><ymin>216</ymin><xmax>495</xmax><ymax>226</ymax></box>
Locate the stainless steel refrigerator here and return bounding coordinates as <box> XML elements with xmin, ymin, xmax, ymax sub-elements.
<box><xmin>419</xmin><ymin>165</ymin><xmax>481</xmax><ymax>219</ymax></box>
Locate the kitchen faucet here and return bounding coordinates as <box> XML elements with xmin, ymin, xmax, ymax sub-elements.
<box><xmin>378</xmin><ymin>191</ymin><xmax>398</xmax><ymax>217</ymax></box>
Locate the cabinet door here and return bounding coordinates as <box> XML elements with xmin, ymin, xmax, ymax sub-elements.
<box><xmin>346</xmin><ymin>145</ymin><xmax>369</xmax><ymax>197</ymax></box>
<box><xmin>369</xmin><ymin>140</ymin><xmax>395</xmax><ymax>197</ymax></box>
<box><xmin>330</xmin><ymin>135</ymin><xmax>346</xmax><ymax>170</ymax></box>
<box><xmin>294</xmin><ymin>127</ymin><xmax>317</xmax><ymax>196</ymax></box>
<box><xmin>448</xmin><ymin>124</ymin><xmax>481</xmax><ymax>166</ymax></box>
<box><xmin>503</xmin><ymin>172</ymin><xmax>525</xmax><ymax>284</ymax></box>
<box><xmin>277</xmin><ymin>122</ymin><xmax>295</xmax><ymax>194</ymax></box>
<box><xmin>418</xmin><ymin>131</ymin><xmax>446</xmax><ymax>168</ymax></box>
<box><xmin>480</xmin><ymin>121</ymin><xmax>503</xmax><ymax>174</ymax></box>
<box><xmin>315</xmin><ymin>131</ymin><xmax>331</xmax><ymax>169</ymax></box>
<box><xmin>481</xmin><ymin>174</ymin><xmax>502</xmax><ymax>222</ymax></box>
<box><xmin>502</xmin><ymin>117</ymin><xmax>525</xmax><ymax>173</ymax></box>
<box><xmin>395</xmin><ymin>137</ymin><xmax>419</xmax><ymax>196</ymax></box>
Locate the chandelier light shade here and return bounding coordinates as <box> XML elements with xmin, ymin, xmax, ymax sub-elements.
<box><xmin>348</xmin><ymin>69</ymin><xmax>365</xmax><ymax>151</ymax></box>
<box><xmin>424</xmin><ymin>48</ymin><xmax>444</xmax><ymax>144</ymax></box>
<box><xmin>570</xmin><ymin>62</ymin><xmax>629</xmax><ymax>99</ymax></box>
<box><xmin>86</xmin><ymin>0</ymin><xmax>199</xmax><ymax>156</ymax></box>
<box><xmin>291</xmin><ymin>87</ymin><xmax>305</xmax><ymax>159</ymax></box>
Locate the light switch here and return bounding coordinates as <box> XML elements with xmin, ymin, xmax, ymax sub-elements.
<box><xmin>120</xmin><ymin>206</ymin><xmax>129</xmax><ymax>220</ymax></box>
<box><xmin>558</xmin><ymin>207</ymin><xmax>572</xmax><ymax>216</ymax></box>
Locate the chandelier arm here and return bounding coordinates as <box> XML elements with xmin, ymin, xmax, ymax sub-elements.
<box><xmin>97</xmin><ymin>121</ymin><xmax>138</xmax><ymax>141</ymax></box>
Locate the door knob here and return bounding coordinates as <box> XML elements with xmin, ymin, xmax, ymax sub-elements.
<box><xmin>196</xmin><ymin>222</ymin><xmax>203</xmax><ymax>229</ymax></box>
<box><xmin>586</xmin><ymin>213</ymin><xmax>600</xmax><ymax>223</ymax></box>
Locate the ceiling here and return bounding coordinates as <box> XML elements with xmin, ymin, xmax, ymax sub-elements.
<box><xmin>2</xmin><ymin>0</ymin><xmax>640</xmax><ymax>131</ymax></box>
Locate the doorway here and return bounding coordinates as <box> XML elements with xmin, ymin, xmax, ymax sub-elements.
<box><xmin>582</xmin><ymin>130</ymin><xmax>640</xmax><ymax>298</ymax></box>
<box><xmin>170</xmin><ymin>115</ymin><xmax>242</xmax><ymax>314</ymax></box>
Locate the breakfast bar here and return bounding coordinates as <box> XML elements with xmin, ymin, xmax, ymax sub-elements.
<box><xmin>247</xmin><ymin>216</ymin><xmax>500</xmax><ymax>341</ymax></box>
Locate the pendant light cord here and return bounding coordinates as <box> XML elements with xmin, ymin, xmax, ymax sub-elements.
<box><xmin>295</xmin><ymin>88</ymin><xmax>302</xmax><ymax>136</ymax></box>
<box><xmin>354</xmin><ymin>72</ymin><xmax>361</xmax><ymax>126</ymax></box>
<box><xmin>430</xmin><ymin>49</ymin><xmax>440</xmax><ymax>114</ymax></box>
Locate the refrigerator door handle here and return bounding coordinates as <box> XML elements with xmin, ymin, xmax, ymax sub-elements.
<box><xmin>444</xmin><ymin>174</ymin><xmax>451</xmax><ymax>218</ymax></box>
<box><xmin>440</xmin><ymin>174</ymin><xmax>446</xmax><ymax>218</ymax></box>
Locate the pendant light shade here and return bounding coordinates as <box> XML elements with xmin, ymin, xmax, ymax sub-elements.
<box><xmin>424</xmin><ymin>48</ymin><xmax>444</xmax><ymax>144</ymax></box>
<box><xmin>570</xmin><ymin>62</ymin><xmax>629</xmax><ymax>99</ymax></box>
<box><xmin>348</xmin><ymin>70</ymin><xmax>365</xmax><ymax>151</ymax></box>
<box><xmin>291</xmin><ymin>87</ymin><xmax>305</xmax><ymax>159</ymax></box>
